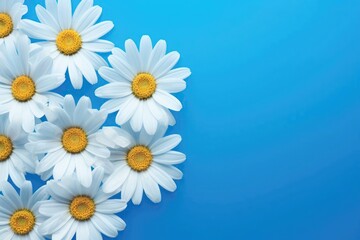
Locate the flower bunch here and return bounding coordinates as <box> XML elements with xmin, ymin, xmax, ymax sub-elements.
<box><xmin>0</xmin><ymin>0</ymin><xmax>190</xmax><ymax>239</ymax></box>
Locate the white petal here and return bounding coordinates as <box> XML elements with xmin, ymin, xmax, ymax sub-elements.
<box><xmin>35</xmin><ymin>5</ymin><xmax>60</xmax><ymax>31</ymax></box>
<box><xmin>125</xmin><ymin>39</ymin><xmax>141</xmax><ymax>72</ymax></box>
<box><xmin>36</xmin><ymin>73</ymin><xmax>65</xmax><ymax>92</ymax></box>
<box><xmin>53</xmin><ymin>153</ymin><xmax>71</xmax><ymax>180</ymax></box>
<box><xmin>95</xmin><ymin>82</ymin><xmax>131</xmax><ymax>98</ymax></box>
<box><xmin>121</xmin><ymin>170</ymin><xmax>137</xmax><ymax>202</ymax></box>
<box><xmin>149</xmin><ymin>165</ymin><xmax>177</xmax><ymax>192</ymax></box>
<box><xmin>20</xmin><ymin>181</ymin><xmax>32</xmax><ymax>207</ymax></box>
<box><xmin>68</xmin><ymin>58</ymin><xmax>83</xmax><ymax>89</ymax></box>
<box><xmin>141</xmin><ymin>172</ymin><xmax>161</xmax><ymax>203</ymax></box>
<box><xmin>152</xmin><ymin>51</ymin><xmax>180</xmax><ymax>79</ymax></box>
<box><xmin>102</xmin><ymin>165</ymin><xmax>130</xmax><ymax>193</ymax></box>
<box><xmin>75</xmin><ymin>155</ymin><xmax>92</xmax><ymax>187</ymax></box>
<box><xmin>0</xmin><ymin>181</ymin><xmax>22</xmax><ymax>207</ymax></box>
<box><xmin>73</xmin><ymin>6</ymin><xmax>101</xmax><ymax>33</ymax></box>
<box><xmin>153</xmin><ymin>151</ymin><xmax>186</xmax><ymax>165</ymax></box>
<box><xmin>81</xmin><ymin>50</ymin><xmax>107</xmax><ymax>70</ymax></box>
<box><xmin>115</xmin><ymin>96</ymin><xmax>139</xmax><ymax>125</ymax></box>
<box><xmin>45</xmin><ymin>0</ymin><xmax>59</xmax><ymax>19</ymax></box>
<box><xmin>39</xmin><ymin>201</ymin><xmax>68</xmax><ymax>217</ymax></box>
<box><xmin>153</xmin><ymin>89</ymin><xmax>182</xmax><ymax>111</ymax></box>
<box><xmin>82</xmin><ymin>40</ymin><xmax>114</xmax><ymax>53</ymax></box>
<box><xmin>139</xmin><ymin>35</ymin><xmax>152</xmax><ymax>70</ymax></box>
<box><xmin>96</xmin><ymin>199</ymin><xmax>127</xmax><ymax>214</ymax></box>
<box><xmin>74</xmin><ymin>53</ymin><xmax>98</xmax><ymax>84</ymax></box>
<box><xmin>143</xmin><ymin>104</ymin><xmax>157</xmax><ymax>135</ymax></box>
<box><xmin>130</xmin><ymin>101</ymin><xmax>143</xmax><ymax>132</ymax></box>
<box><xmin>52</xmin><ymin>218</ymin><xmax>77</xmax><ymax>240</ymax></box>
<box><xmin>40</xmin><ymin>212</ymin><xmax>71</xmax><ymax>235</ymax></box>
<box><xmin>19</xmin><ymin>20</ymin><xmax>57</xmax><ymax>40</ymax></box>
<box><xmin>81</xmin><ymin>21</ymin><xmax>114</xmax><ymax>42</ymax></box>
<box><xmin>53</xmin><ymin>55</ymin><xmax>69</xmax><ymax>75</ymax></box>
<box><xmin>154</xmin><ymin>163</ymin><xmax>183</xmax><ymax>180</ymax></box>
<box><xmin>73</xmin><ymin>0</ymin><xmax>93</xmax><ymax>23</ymax></box>
<box><xmin>157</xmin><ymin>78</ymin><xmax>186</xmax><ymax>93</ymax></box>
<box><xmin>98</xmin><ymin>66</ymin><xmax>129</xmax><ymax>83</ymax></box>
<box><xmin>108</xmin><ymin>54</ymin><xmax>135</xmax><ymax>80</ymax></box>
<box><xmin>76</xmin><ymin>222</ymin><xmax>91</xmax><ymax>240</ymax></box>
<box><xmin>36</xmin><ymin>149</ymin><xmax>66</xmax><ymax>173</ymax></box>
<box><xmin>163</xmin><ymin>67</ymin><xmax>191</xmax><ymax>79</ymax></box>
<box><xmin>99</xmin><ymin>98</ymin><xmax>123</xmax><ymax>113</ymax></box>
<box><xmin>146</xmin><ymin>98</ymin><xmax>166</xmax><ymax>121</ymax></box>
<box><xmin>87</xmin><ymin>222</ymin><xmax>102</xmax><ymax>240</ymax></box>
<box><xmin>86</xmin><ymin>144</ymin><xmax>110</xmax><ymax>158</ymax></box>
<box><xmin>58</xmin><ymin>0</ymin><xmax>72</xmax><ymax>29</ymax></box>
<box><xmin>131</xmin><ymin>177</ymin><xmax>143</xmax><ymax>205</ymax></box>
<box><xmin>91</xmin><ymin>214</ymin><xmax>118</xmax><ymax>238</ymax></box>
<box><xmin>105</xmin><ymin>215</ymin><xmax>126</xmax><ymax>231</ymax></box>
<box><xmin>148</xmin><ymin>40</ymin><xmax>166</xmax><ymax>71</ymax></box>
<box><xmin>150</xmin><ymin>134</ymin><xmax>182</xmax><ymax>155</ymax></box>
<box><xmin>8</xmin><ymin>162</ymin><xmax>26</xmax><ymax>187</ymax></box>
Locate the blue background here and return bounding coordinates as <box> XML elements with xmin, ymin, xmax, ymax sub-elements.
<box><xmin>23</xmin><ymin>0</ymin><xmax>360</xmax><ymax>239</ymax></box>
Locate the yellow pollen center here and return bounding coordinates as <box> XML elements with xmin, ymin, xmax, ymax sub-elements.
<box><xmin>56</xmin><ymin>29</ymin><xmax>82</xmax><ymax>55</ymax></box>
<box><xmin>0</xmin><ymin>135</ymin><xmax>13</xmax><ymax>161</ymax></box>
<box><xmin>9</xmin><ymin>209</ymin><xmax>36</xmax><ymax>235</ymax></box>
<box><xmin>127</xmin><ymin>145</ymin><xmax>153</xmax><ymax>172</ymax></box>
<box><xmin>0</xmin><ymin>13</ymin><xmax>13</xmax><ymax>38</ymax></box>
<box><xmin>62</xmin><ymin>127</ymin><xmax>88</xmax><ymax>154</ymax></box>
<box><xmin>131</xmin><ymin>73</ymin><xmax>157</xmax><ymax>100</ymax></box>
<box><xmin>69</xmin><ymin>196</ymin><xmax>95</xmax><ymax>221</ymax></box>
<box><xmin>11</xmin><ymin>75</ymin><xmax>36</xmax><ymax>102</ymax></box>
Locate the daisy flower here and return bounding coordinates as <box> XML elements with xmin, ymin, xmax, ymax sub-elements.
<box><xmin>39</xmin><ymin>167</ymin><xmax>127</xmax><ymax>240</ymax></box>
<box><xmin>98</xmin><ymin>124</ymin><xmax>186</xmax><ymax>204</ymax></box>
<box><xmin>0</xmin><ymin>0</ymin><xmax>28</xmax><ymax>48</ymax></box>
<box><xmin>26</xmin><ymin>95</ymin><xmax>112</xmax><ymax>187</ymax></box>
<box><xmin>0</xmin><ymin>35</ymin><xmax>65</xmax><ymax>133</ymax></box>
<box><xmin>95</xmin><ymin>35</ymin><xmax>191</xmax><ymax>135</ymax></box>
<box><xmin>19</xmin><ymin>0</ymin><xmax>114</xmax><ymax>89</ymax></box>
<box><xmin>0</xmin><ymin>114</ymin><xmax>37</xmax><ymax>187</ymax></box>
<box><xmin>0</xmin><ymin>181</ymin><xmax>49</xmax><ymax>239</ymax></box>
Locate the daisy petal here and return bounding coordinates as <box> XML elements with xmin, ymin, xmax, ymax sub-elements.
<box><xmin>150</xmin><ymin>134</ymin><xmax>182</xmax><ymax>155</ymax></box>
<box><xmin>141</xmin><ymin>172</ymin><xmax>161</xmax><ymax>203</ymax></box>
<box><xmin>153</xmin><ymin>89</ymin><xmax>182</xmax><ymax>111</ymax></box>
<box><xmin>152</xmin><ymin>51</ymin><xmax>180</xmax><ymax>79</ymax></box>
<box><xmin>83</xmin><ymin>40</ymin><xmax>114</xmax><ymax>53</ymax></box>
<box><xmin>58</xmin><ymin>0</ymin><xmax>72</xmax><ymax>29</ymax></box>
<box><xmin>81</xmin><ymin>21</ymin><xmax>114</xmax><ymax>42</ymax></box>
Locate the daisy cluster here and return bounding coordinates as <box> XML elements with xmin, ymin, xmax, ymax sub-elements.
<box><xmin>0</xmin><ymin>0</ymin><xmax>190</xmax><ymax>239</ymax></box>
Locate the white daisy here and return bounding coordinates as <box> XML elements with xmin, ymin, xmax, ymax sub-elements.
<box><xmin>19</xmin><ymin>0</ymin><xmax>114</xmax><ymax>89</ymax></box>
<box><xmin>0</xmin><ymin>0</ymin><xmax>28</xmax><ymax>48</ymax></box>
<box><xmin>0</xmin><ymin>181</ymin><xmax>49</xmax><ymax>239</ymax></box>
<box><xmin>95</xmin><ymin>35</ymin><xmax>191</xmax><ymax>135</ymax></box>
<box><xmin>39</xmin><ymin>167</ymin><xmax>127</xmax><ymax>240</ymax></box>
<box><xmin>0</xmin><ymin>114</ymin><xmax>37</xmax><ymax>187</ymax></box>
<box><xmin>98</xmin><ymin>124</ymin><xmax>186</xmax><ymax>204</ymax></box>
<box><xmin>25</xmin><ymin>95</ymin><xmax>113</xmax><ymax>187</ymax></box>
<box><xmin>0</xmin><ymin>35</ymin><xmax>65</xmax><ymax>133</ymax></box>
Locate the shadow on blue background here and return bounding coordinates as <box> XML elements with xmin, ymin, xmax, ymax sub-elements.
<box><xmin>23</xmin><ymin>0</ymin><xmax>360</xmax><ymax>239</ymax></box>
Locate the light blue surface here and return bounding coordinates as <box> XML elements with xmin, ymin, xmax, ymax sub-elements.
<box><xmin>23</xmin><ymin>0</ymin><xmax>360</xmax><ymax>239</ymax></box>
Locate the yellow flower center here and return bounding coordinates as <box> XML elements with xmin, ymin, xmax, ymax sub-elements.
<box><xmin>9</xmin><ymin>209</ymin><xmax>36</xmax><ymax>235</ymax></box>
<box><xmin>69</xmin><ymin>196</ymin><xmax>95</xmax><ymax>221</ymax></box>
<box><xmin>11</xmin><ymin>75</ymin><xmax>36</xmax><ymax>102</ymax></box>
<box><xmin>0</xmin><ymin>13</ymin><xmax>13</xmax><ymax>38</ymax></box>
<box><xmin>0</xmin><ymin>135</ymin><xmax>13</xmax><ymax>161</ymax></box>
<box><xmin>62</xmin><ymin>127</ymin><xmax>88</xmax><ymax>154</ymax></box>
<box><xmin>56</xmin><ymin>29</ymin><xmax>82</xmax><ymax>55</ymax></box>
<box><xmin>131</xmin><ymin>73</ymin><xmax>157</xmax><ymax>100</ymax></box>
<box><xmin>127</xmin><ymin>145</ymin><xmax>153</xmax><ymax>172</ymax></box>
